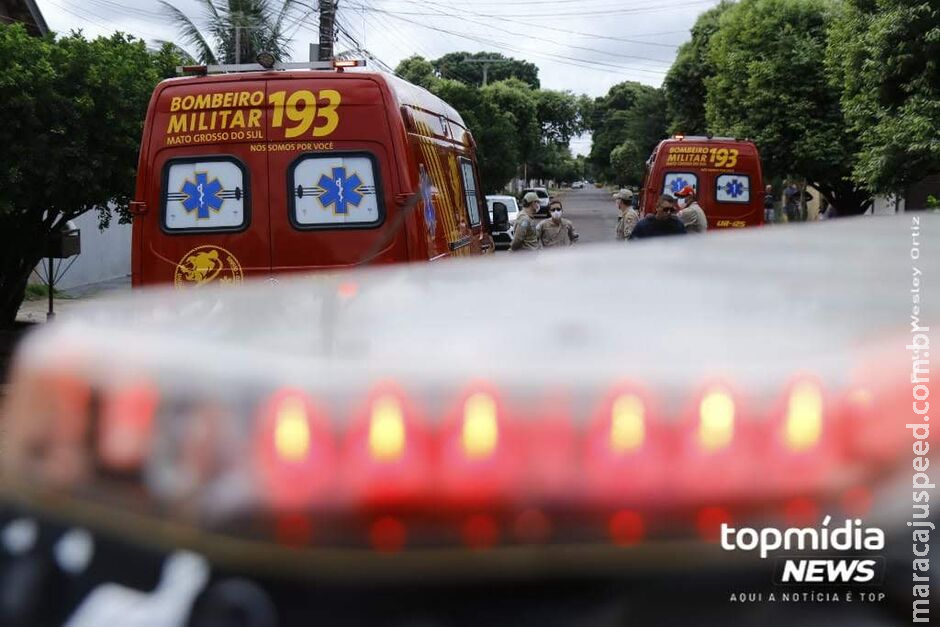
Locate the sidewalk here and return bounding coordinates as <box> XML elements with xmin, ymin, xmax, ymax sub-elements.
<box><xmin>15</xmin><ymin>275</ymin><xmax>131</xmax><ymax>323</ymax></box>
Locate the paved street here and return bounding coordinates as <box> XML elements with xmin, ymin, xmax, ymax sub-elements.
<box><xmin>553</xmin><ymin>185</ymin><xmax>619</xmax><ymax>245</ymax></box>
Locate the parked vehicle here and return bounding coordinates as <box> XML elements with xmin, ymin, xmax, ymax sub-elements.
<box><xmin>639</xmin><ymin>136</ymin><xmax>765</xmax><ymax>228</ymax></box>
<box><xmin>486</xmin><ymin>194</ymin><xmax>519</xmax><ymax>250</ymax></box>
<box><xmin>571</xmin><ymin>181</ymin><xmax>584</xmax><ymax>189</ymax></box>
<box><xmin>131</xmin><ymin>59</ymin><xmax>491</xmax><ymax>288</ymax></box>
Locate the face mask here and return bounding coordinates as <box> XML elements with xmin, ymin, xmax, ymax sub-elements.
<box><xmin>677</xmin><ymin>198</ymin><xmax>688</xmax><ymax>209</ymax></box>
<box><xmin>551</xmin><ymin>210</ymin><xmax>562</xmax><ymax>219</ymax></box>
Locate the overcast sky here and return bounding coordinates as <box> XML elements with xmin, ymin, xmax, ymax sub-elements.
<box><xmin>34</xmin><ymin>0</ymin><xmax>721</xmax><ymax>155</ymax></box>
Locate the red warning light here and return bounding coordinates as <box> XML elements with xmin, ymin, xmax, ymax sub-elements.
<box><xmin>438</xmin><ymin>384</ymin><xmax>518</xmax><ymax>507</ymax></box>
<box><xmin>254</xmin><ymin>389</ymin><xmax>336</xmax><ymax>509</ymax></box>
<box><xmin>341</xmin><ymin>382</ymin><xmax>433</xmax><ymax>507</ymax></box>
<box><xmin>675</xmin><ymin>382</ymin><xmax>761</xmax><ymax>505</ymax></box>
<box><xmin>98</xmin><ymin>381</ymin><xmax>159</xmax><ymax>471</ymax></box>
<box><xmin>584</xmin><ymin>384</ymin><xmax>668</xmax><ymax>506</ymax></box>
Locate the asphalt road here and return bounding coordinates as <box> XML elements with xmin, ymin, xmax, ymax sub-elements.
<box><xmin>553</xmin><ymin>185</ymin><xmax>619</xmax><ymax>245</ymax></box>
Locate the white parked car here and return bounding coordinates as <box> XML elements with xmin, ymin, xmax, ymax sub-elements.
<box><xmin>486</xmin><ymin>195</ymin><xmax>520</xmax><ymax>250</ymax></box>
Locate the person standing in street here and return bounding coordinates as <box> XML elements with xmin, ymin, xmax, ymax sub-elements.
<box><xmin>784</xmin><ymin>181</ymin><xmax>800</xmax><ymax>222</ymax></box>
<box><xmin>675</xmin><ymin>185</ymin><xmax>707</xmax><ymax>234</ymax></box>
<box><xmin>511</xmin><ymin>191</ymin><xmax>541</xmax><ymax>251</ymax></box>
<box><xmin>629</xmin><ymin>194</ymin><xmax>687</xmax><ymax>240</ymax></box>
<box><xmin>764</xmin><ymin>184</ymin><xmax>776</xmax><ymax>224</ymax></box>
<box><xmin>537</xmin><ymin>200</ymin><xmax>578</xmax><ymax>248</ymax></box>
<box><xmin>614</xmin><ymin>190</ymin><xmax>640</xmax><ymax>241</ymax></box>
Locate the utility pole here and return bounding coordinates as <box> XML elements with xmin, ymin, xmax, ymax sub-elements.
<box><xmin>318</xmin><ymin>0</ymin><xmax>336</xmax><ymax>61</ymax></box>
<box><xmin>463</xmin><ymin>57</ymin><xmax>500</xmax><ymax>86</ymax></box>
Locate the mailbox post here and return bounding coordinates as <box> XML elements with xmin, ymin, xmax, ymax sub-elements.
<box><xmin>43</xmin><ymin>222</ymin><xmax>81</xmax><ymax>320</ymax></box>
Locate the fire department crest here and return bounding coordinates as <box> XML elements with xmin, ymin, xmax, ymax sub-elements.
<box><xmin>174</xmin><ymin>245</ymin><xmax>243</xmax><ymax>288</ymax></box>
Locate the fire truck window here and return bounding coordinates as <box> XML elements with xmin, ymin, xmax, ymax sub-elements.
<box><xmin>290</xmin><ymin>154</ymin><xmax>380</xmax><ymax>227</ymax></box>
<box><xmin>715</xmin><ymin>174</ymin><xmax>751</xmax><ymax>203</ymax></box>
<box><xmin>459</xmin><ymin>158</ymin><xmax>481</xmax><ymax>226</ymax></box>
<box><xmin>163</xmin><ymin>159</ymin><xmax>247</xmax><ymax>232</ymax></box>
<box><xmin>663</xmin><ymin>172</ymin><xmax>698</xmax><ymax>197</ymax></box>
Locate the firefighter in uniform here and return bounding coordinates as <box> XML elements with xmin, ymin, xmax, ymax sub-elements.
<box><xmin>614</xmin><ymin>190</ymin><xmax>640</xmax><ymax>240</ymax></box>
<box><xmin>511</xmin><ymin>191</ymin><xmax>542</xmax><ymax>251</ymax></box>
<box><xmin>675</xmin><ymin>185</ymin><xmax>708</xmax><ymax>234</ymax></box>
<box><xmin>536</xmin><ymin>200</ymin><xmax>578</xmax><ymax>248</ymax></box>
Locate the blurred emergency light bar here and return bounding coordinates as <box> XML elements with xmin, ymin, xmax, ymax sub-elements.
<box><xmin>0</xmin><ymin>216</ymin><xmax>936</xmax><ymax>564</ymax></box>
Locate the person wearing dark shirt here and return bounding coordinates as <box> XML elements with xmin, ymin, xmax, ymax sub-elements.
<box><xmin>629</xmin><ymin>193</ymin><xmax>687</xmax><ymax>240</ymax></box>
<box><xmin>764</xmin><ymin>184</ymin><xmax>776</xmax><ymax>224</ymax></box>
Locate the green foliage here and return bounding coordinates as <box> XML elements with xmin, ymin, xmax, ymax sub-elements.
<box><xmin>159</xmin><ymin>0</ymin><xmax>303</xmax><ymax>64</ymax></box>
<box><xmin>431</xmin><ymin>80</ymin><xmax>519</xmax><ymax>193</ymax></box>
<box><xmin>432</xmin><ymin>51</ymin><xmax>540</xmax><ymax>89</ymax></box>
<box><xmin>536</xmin><ymin>89</ymin><xmax>586</xmax><ymax>145</ymax></box>
<box><xmin>396</xmin><ymin>52</ymin><xmax>584</xmax><ymax>190</ymax></box>
<box><xmin>662</xmin><ymin>1</ymin><xmax>733</xmax><ymax>135</ymax></box>
<box><xmin>705</xmin><ymin>0</ymin><xmax>871</xmax><ymax>215</ymax></box>
<box><xmin>588</xmin><ymin>82</ymin><xmax>666</xmax><ymax>185</ymax></box>
<box><xmin>0</xmin><ymin>25</ymin><xmax>177</xmax><ymax>326</ymax></box>
<box><xmin>481</xmin><ymin>78</ymin><xmax>540</xmax><ymax>164</ymax></box>
<box><xmin>395</xmin><ymin>55</ymin><xmax>439</xmax><ymax>90</ymax></box>
<box><xmin>827</xmin><ymin>0</ymin><xmax>940</xmax><ymax>194</ymax></box>
<box><xmin>530</xmin><ymin>143</ymin><xmax>582</xmax><ymax>183</ymax></box>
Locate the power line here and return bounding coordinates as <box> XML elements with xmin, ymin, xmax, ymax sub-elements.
<box><xmin>398</xmin><ymin>0</ymin><xmax>675</xmax><ymax>66</ymax></box>
<box><xmin>347</xmin><ymin>8</ymin><xmax>481</xmax><ymax>84</ymax></box>
<box><xmin>345</xmin><ymin>3</ymin><xmax>667</xmax><ymax>77</ymax></box>
<box><xmin>358</xmin><ymin>0</ymin><xmax>716</xmax><ymax>19</ymax></box>
<box><xmin>375</xmin><ymin>0</ymin><xmax>684</xmax><ymax>49</ymax></box>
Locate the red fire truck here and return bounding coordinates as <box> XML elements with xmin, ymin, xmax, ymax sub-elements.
<box><xmin>130</xmin><ymin>60</ymin><xmax>491</xmax><ymax>288</ymax></box>
<box><xmin>640</xmin><ymin>136</ymin><xmax>765</xmax><ymax>228</ymax></box>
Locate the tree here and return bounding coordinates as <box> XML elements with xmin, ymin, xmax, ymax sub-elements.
<box><xmin>827</xmin><ymin>0</ymin><xmax>940</xmax><ymax>195</ymax></box>
<box><xmin>536</xmin><ymin>89</ymin><xmax>586</xmax><ymax>145</ymax></box>
<box><xmin>662</xmin><ymin>1</ymin><xmax>733</xmax><ymax>135</ymax></box>
<box><xmin>529</xmin><ymin>143</ymin><xmax>580</xmax><ymax>184</ymax></box>
<box><xmin>432</xmin><ymin>80</ymin><xmax>518</xmax><ymax>193</ymax></box>
<box><xmin>588</xmin><ymin>82</ymin><xmax>666</xmax><ymax>184</ymax></box>
<box><xmin>395</xmin><ymin>55</ymin><xmax>439</xmax><ymax>90</ymax></box>
<box><xmin>432</xmin><ymin>52</ymin><xmax>540</xmax><ymax>89</ymax></box>
<box><xmin>481</xmin><ymin>78</ymin><xmax>540</xmax><ymax>176</ymax></box>
<box><xmin>609</xmin><ymin>89</ymin><xmax>667</xmax><ymax>186</ymax></box>
<box><xmin>159</xmin><ymin>0</ymin><xmax>303</xmax><ymax>64</ymax></box>
<box><xmin>0</xmin><ymin>26</ymin><xmax>180</xmax><ymax>327</ymax></box>
<box><xmin>706</xmin><ymin>0</ymin><xmax>871</xmax><ymax>215</ymax></box>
